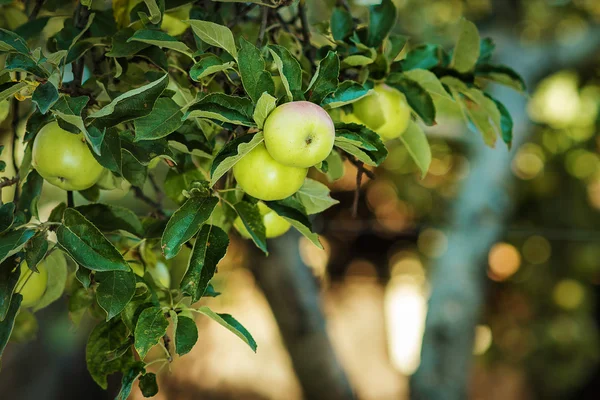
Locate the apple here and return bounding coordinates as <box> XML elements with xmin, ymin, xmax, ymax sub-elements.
<box><xmin>234</xmin><ymin>202</ymin><xmax>291</xmax><ymax>239</ymax></box>
<box><xmin>233</xmin><ymin>142</ymin><xmax>307</xmax><ymax>201</ymax></box>
<box><xmin>263</xmin><ymin>101</ymin><xmax>335</xmax><ymax>168</ymax></box>
<box><xmin>350</xmin><ymin>84</ymin><xmax>411</xmax><ymax>140</ymax></box>
<box><xmin>16</xmin><ymin>260</ymin><xmax>48</xmax><ymax>308</ymax></box>
<box><xmin>32</xmin><ymin>121</ymin><xmax>105</xmax><ymax>191</ymax></box>
<box><xmin>149</xmin><ymin>261</ymin><xmax>171</xmax><ymax>288</ymax></box>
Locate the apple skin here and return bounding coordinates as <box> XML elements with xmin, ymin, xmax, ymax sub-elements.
<box><xmin>17</xmin><ymin>261</ymin><xmax>48</xmax><ymax>308</ymax></box>
<box><xmin>351</xmin><ymin>84</ymin><xmax>411</xmax><ymax>140</ymax></box>
<box><xmin>32</xmin><ymin>121</ymin><xmax>105</xmax><ymax>191</ymax></box>
<box><xmin>233</xmin><ymin>143</ymin><xmax>307</xmax><ymax>201</ymax></box>
<box><xmin>234</xmin><ymin>202</ymin><xmax>291</xmax><ymax>239</ymax></box>
<box><xmin>263</xmin><ymin>101</ymin><xmax>335</xmax><ymax>168</ymax></box>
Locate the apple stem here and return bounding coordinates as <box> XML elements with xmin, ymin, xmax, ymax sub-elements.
<box><xmin>67</xmin><ymin>190</ymin><xmax>74</xmax><ymax>208</ymax></box>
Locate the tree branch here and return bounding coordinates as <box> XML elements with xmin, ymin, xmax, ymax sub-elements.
<box><xmin>28</xmin><ymin>0</ymin><xmax>45</xmax><ymax>21</ymax></box>
<box><xmin>227</xmin><ymin>3</ymin><xmax>258</xmax><ymax>28</ymax></box>
<box><xmin>10</xmin><ymin>99</ymin><xmax>20</xmax><ymax>203</ymax></box>
<box><xmin>257</xmin><ymin>6</ymin><xmax>270</xmax><ymax>46</ymax></box>
<box><xmin>298</xmin><ymin>0</ymin><xmax>314</xmax><ymax>65</ymax></box>
<box><xmin>133</xmin><ymin>186</ymin><xmax>166</xmax><ymax>218</ymax></box>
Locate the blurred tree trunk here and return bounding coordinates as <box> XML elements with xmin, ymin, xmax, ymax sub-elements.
<box><xmin>410</xmin><ymin>20</ymin><xmax>600</xmax><ymax>400</ymax></box>
<box><xmin>251</xmin><ymin>230</ymin><xmax>355</xmax><ymax>400</ymax></box>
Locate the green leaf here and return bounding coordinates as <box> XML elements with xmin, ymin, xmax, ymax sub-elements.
<box><xmin>0</xmin><ymin>202</ymin><xmax>15</xmax><ymax>234</ymax></box>
<box><xmin>139</xmin><ymin>373</ymin><xmax>159</xmax><ymax>397</ymax></box>
<box><xmin>17</xmin><ymin>169</ymin><xmax>43</xmax><ymax>221</ymax></box>
<box><xmin>32</xmin><ymin>250</ymin><xmax>68</xmax><ymax>311</ymax></box>
<box><xmin>399</xmin><ymin>120</ymin><xmax>432</xmax><ymax>178</ymax></box>
<box><xmin>4</xmin><ymin>53</ymin><xmax>49</xmax><ymax>78</ymax></box>
<box><xmin>386</xmin><ymin>73</ymin><xmax>436</xmax><ymax>126</ymax></box>
<box><xmin>106</xmin><ymin>28</ymin><xmax>151</xmax><ymax>57</ymax></box>
<box><xmin>31</xmin><ymin>82</ymin><xmax>58</xmax><ymax>114</ymax></box>
<box><xmin>399</xmin><ymin>44</ymin><xmax>445</xmax><ymax>71</ymax></box>
<box><xmin>181</xmin><ymin>224</ymin><xmax>229</xmax><ymax>302</ymax></box>
<box><xmin>24</xmin><ymin>232</ymin><xmax>48</xmax><ymax>272</ymax></box>
<box><xmin>209</xmin><ymin>132</ymin><xmax>264</xmax><ymax>186</ymax></box>
<box><xmin>334</xmin><ymin>122</ymin><xmax>388</xmax><ymax>167</ymax></box>
<box><xmin>402</xmin><ymin>69</ymin><xmax>453</xmax><ymax>102</ymax></box>
<box><xmin>175</xmin><ymin>316</ymin><xmax>198</xmax><ymax>356</ymax></box>
<box><xmin>0</xmin><ymin>293</ymin><xmax>21</xmax><ymax>357</ymax></box>
<box><xmin>322</xmin><ymin>81</ymin><xmax>372</xmax><ymax>109</ymax></box>
<box><xmin>115</xmin><ymin>362</ymin><xmax>144</xmax><ymax>400</ymax></box>
<box><xmin>238</xmin><ymin>38</ymin><xmax>275</xmax><ymax>104</ymax></box>
<box><xmin>68</xmin><ymin>286</ymin><xmax>94</xmax><ymax>327</ymax></box>
<box><xmin>52</xmin><ymin>95</ymin><xmax>89</xmax><ymax>117</ymax></box>
<box><xmin>133</xmin><ymin>97</ymin><xmax>183</xmax><ymax>141</ymax></box>
<box><xmin>89</xmin><ymin>74</ymin><xmax>169</xmax><ymax>129</ymax></box>
<box><xmin>367</xmin><ymin>0</ymin><xmax>397</xmax><ymax>48</ymax></box>
<box><xmin>264</xmin><ymin>198</ymin><xmax>322</xmax><ymax>249</ymax></box>
<box><xmin>295</xmin><ymin>179</ymin><xmax>339</xmax><ymax>215</ymax></box>
<box><xmin>450</xmin><ymin>18</ymin><xmax>480</xmax><ymax>73</ymax></box>
<box><xmin>454</xmin><ymin>87</ymin><xmax>501</xmax><ymax>147</ymax></box>
<box><xmin>385</xmin><ymin>34</ymin><xmax>408</xmax><ymax>62</ymax></box>
<box><xmin>268</xmin><ymin>44</ymin><xmax>304</xmax><ymax>102</ymax></box>
<box><xmin>134</xmin><ymin>306</ymin><xmax>169</xmax><ymax>359</ymax></box>
<box><xmin>490</xmin><ymin>97</ymin><xmax>513</xmax><ymax>148</ymax></box>
<box><xmin>187</xmin><ymin>19</ymin><xmax>238</xmax><ymax>60</ymax></box>
<box><xmin>478</xmin><ymin>37</ymin><xmax>495</xmax><ymax>65</ymax></box>
<box><xmin>183</xmin><ymin>93</ymin><xmax>255</xmax><ymax>127</ymax></box>
<box><xmin>75</xmin><ymin>203</ymin><xmax>144</xmax><ymax>237</ymax></box>
<box><xmin>323</xmin><ymin>150</ymin><xmax>345</xmax><ymax>182</ymax></box>
<box><xmin>189</xmin><ymin>55</ymin><xmax>234</xmax><ymax>82</ymax></box>
<box><xmin>93</xmin><ymin>129</ymin><xmax>122</xmax><ymax>173</ymax></box>
<box><xmin>161</xmin><ymin>194</ymin><xmax>219</xmax><ymax>259</ymax></box>
<box><xmin>95</xmin><ymin>270</ymin><xmax>137</xmax><ymax>320</ymax></box>
<box><xmin>306</xmin><ymin>51</ymin><xmax>340</xmax><ymax>104</ymax></box>
<box><xmin>233</xmin><ymin>202</ymin><xmax>267</xmax><ymax>253</ymax></box>
<box><xmin>164</xmin><ymin>168</ymin><xmax>206</xmax><ymax>204</ymax></box>
<box><xmin>342</xmin><ymin>54</ymin><xmax>375</xmax><ymax>67</ymax></box>
<box><xmin>0</xmin><ymin>229</ymin><xmax>35</xmax><ymax>264</ymax></box>
<box><xmin>86</xmin><ymin>319</ymin><xmax>132</xmax><ymax>389</ymax></box>
<box><xmin>56</xmin><ymin>208</ymin><xmax>130</xmax><ymax>272</ymax></box>
<box><xmin>253</xmin><ymin>92</ymin><xmax>277</xmax><ymax>129</ymax></box>
<box><xmin>128</xmin><ymin>29</ymin><xmax>192</xmax><ymax>57</ymax></box>
<box><xmin>121</xmin><ymin>149</ymin><xmax>148</xmax><ymax>187</ymax></box>
<box><xmin>0</xmin><ymin>258</ymin><xmax>19</xmax><ymax>321</ymax></box>
<box><xmin>475</xmin><ymin>64</ymin><xmax>526</xmax><ymax>92</ymax></box>
<box><xmin>331</xmin><ymin>7</ymin><xmax>354</xmax><ymax>41</ymax></box>
<box><xmin>0</xmin><ymin>81</ymin><xmax>27</xmax><ymax>102</ymax></box>
<box><xmin>195</xmin><ymin>306</ymin><xmax>257</xmax><ymax>352</ymax></box>
<box><xmin>0</xmin><ymin>28</ymin><xmax>30</xmax><ymax>54</ymax></box>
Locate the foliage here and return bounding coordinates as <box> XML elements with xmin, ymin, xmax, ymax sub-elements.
<box><xmin>0</xmin><ymin>0</ymin><xmax>522</xmax><ymax>397</ymax></box>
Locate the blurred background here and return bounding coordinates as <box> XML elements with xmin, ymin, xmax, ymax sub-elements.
<box><xmin>2</xmin><ymin>0</ymin><xmax>600</xmax><ymax>399</ymax></box>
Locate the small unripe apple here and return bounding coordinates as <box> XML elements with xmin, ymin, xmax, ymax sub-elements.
<box><xmin>32</xmin><ymin>121</ymin><xmax>105</xmax><ymax>191</ymax></box>
<box><xmin>234</xmin><ymin>202</ymin><xmax>291</xmax><ymax>239</ymax></box>
<box><xmin>17</xmin><ymin>261</ymin><xmax>48</xmax><ymax>308</ymax></box>
<box><xmin>263</xmin><ymin>101</ymin><xmax>335</xmax><ymax>168</ymax></box>
<box><xmin>233</xmin><ymin>143</ymin><xmax>307</xmax><ymax>201</ymax></box>
<box><xmin>351</xmin><ymin>84</ymin><xmax>411</xmax><ymax>140</ymax></box>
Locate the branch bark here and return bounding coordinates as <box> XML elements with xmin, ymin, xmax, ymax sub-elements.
<box><xmin>250</xmin><ymin>230</ymin><xmax>355</xmax><ymax>400</ymax></box>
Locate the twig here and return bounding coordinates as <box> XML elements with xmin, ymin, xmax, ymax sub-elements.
<box><xmin>67</xmin><ymin>191</ymin><xmax>74</xmax><ymax>208</ymax></box>
<box><xmin>70</xmin><ymin>2</ymin><xmax>90</xmax><ymax>91</ymax></box>
<box><xmin>29</xmin><ymin>0</ymin><xmax>45</xmax><ymax>21</ymax></box>
<box><xmin>10</xmin><ymin>99</ymin><xmax>20</xmax><ymax>203</ymax></box>
<box><xmin>133</xmin><ymin>186</ymin><xmax>166</xmax><ymax>218</ymax></box>
<box><xmin>346</xmin><ymin>155</ymin><xmax>376</xmax><ymax>180</ymax></box>
<box><xmin>273</xmin><ymin>11</ymin><xmax>291</xmax><ymax>33</ymax></box>
<box><xmin>257</xmin><ymin>7</ymin><xmax>270</xmax><ymax>46</ymax></box>
<box><xmin>148</xmin><ymin>174</ymin><xmax>164</xmax><ymax>206</ymax></box>
<box><xmin>227</xmin><ymin>3</ymin><xmax>258</xmax><ymax>28</ymax></box>
<box><xmin>297</xmin><ymin>0</ymin><xmax>314</xmax><ymax>64</ymax></box>
<box><xmin>0</xmin><ymin>177</ymin><xmax>19</xmax><ymax>199</ymax></box>
<box><xmin>336</xmin><ymin>0</ymin><xmax>351</xmax><ymax>12</ymax></box>
<box><xmin>162</xmin><ymin>333</ymin><xmax>173</xmax><ymax>362</ymax></box>
<box><xmin>352</xmin><ymin>169</ymin><xmax>362</xmax><ymax>218</ymax></box>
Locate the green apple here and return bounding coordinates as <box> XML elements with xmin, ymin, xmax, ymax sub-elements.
<box><xmin>351</xmin><ymin>84</ymin><xmax>411</xmax><ymax>140</ymax></box>
<box><xmin>234</xmin><ymin>202</ymin><xmax>291</xmax><ymax>239</ymax></box>
<box><xmin>233</xmin><ymin>143</ymin><xmax>307</xmax><ymax>201</ymax></box>
<box><xmin>17</xmin><ymin>261</ymin><xmax>48</xmax><ymax>308</ymax></box>
<box><xmin>149</xmin><ymin>261</ymin><xmax>171</xmax><ymax>288</ymax></box>
<box><xmin>263</xmin><ymin>101</ymin><xmax>335</xmax><ymax>168</ymax></box>
<box><xmin>32</xmin><ymin>121</ymin><xmax>105</xmax><ymax>191</ymax></box>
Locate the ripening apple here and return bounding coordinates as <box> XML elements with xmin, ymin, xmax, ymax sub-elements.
<box><xmin>233</xmin><ymin>143</ymin><xmax>307</xmax><ymax>201</ymax></box>
<box><xmin>234</xmin><ymin>202</ymin><xmax>291</xmax><ymax>239</ymax></box>
<box><xmin>350</xmin><ymin>84</ymin><xmax>411</xmax><ymax>140</ymax></box>
<box><xmin>16</xmin><ymin>261</ymin><xmax>48</xmax><ymax>308</ymax></box>
<box><xmin>32</xmin><ymin>121</ymin><xmax>105</xmax><ymax>191</ymax></box>
<box><xmin>263</xmin><ymin>101</ymin><xmax>335</xmax><ymax>168</ymax></box>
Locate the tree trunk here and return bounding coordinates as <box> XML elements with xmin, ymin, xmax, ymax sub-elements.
<box><xmin>251</xmin><ymin>230</ymin><xmax>355</xmax><ymax>400</ymax></box>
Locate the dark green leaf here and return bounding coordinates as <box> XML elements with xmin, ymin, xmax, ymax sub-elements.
<box><xmin>139</xmin><ymin>373</ymin><xmax>159</xmax><ymax>397</ymax></box>
<box><xmin>17</xmin><ymin>169</ymin><xmax>43</xmax><ymax>221</ymax></box>
<box><xmin>68</xmin><ymin>286</ymin><xmax>94</xmax><ymax>326</ymax></box>
<box><xmin>133</xmin><ymin>97</ymin><xmax>183</xmax><ymax>141</ymax></box>
<box><xmin>0</xmin><ymin>81</ymin><xmax>27</xmax><ymax>102</ymax></box>
<box><xmin>209</xmin><ymin>133</ymin><xmax>264</xmax><ymax>186</ymax></box>
<box><xmin>93</xmin><ymin>129</ymin><xmax>122</xmax><ymax>173</ymax></box>
<box><xmin>95</xmin><ymin>270</ymin><xmax>136</xmax><ymax>320</ymax></box>
<box><xmin>478</xmin><ymin>37</ymin><xmax>495</xmax><ymax>65</ymax></box>
<box><xmin>367</xmin><ymin>0</ymin><xmax>397</xmax><ymax>48</ymax></box>
<box><xmin>0</xmin><ymin>229</ymin><xmax>35</xmax><ymax>264</ymax></box>
<box><xmin>334</xmin><ymin>122</ymin><xmax>388</xmax><ymax>166</ymax></box>
<box><xmin>386</xmin><ymin>73</ymin><xmax>436</xmax><ymax>125</ymax></box>
<box><xmin>76</xmin><ymin>265</ymin><xmax>92</xmax><ymax>289</ymax></box>
<box><xmin>0</xmin><ymin>202</ymin><xmax>15</xmax><ymax>234</ymax></box>
<box><xmin>106</xmin><ymin>28</ymin><xmax>151</xmax><ymax>57</ymax></box>
<box><xmin>196</xmin><ymin>306</ymin><xmax>257</xmax><ymax>352</ymax></box>
<box><xmin>164</xmin><ymin>168</ymin><xmax>206</xmax><ymax>204</ymax></box>
<box><xmin>86</xmin><ymin>319</ymin><xmax>132</xmax><ymax>389</ymax></box>
<box><xmin>175</xmin><ymin>315</ymin><xmax>198</xmax><ymax>356</ymax></box>
<box><xmin>0</xmin><ymin>257</ymin><xmax>19</xmax><ymax>321</ymax></box>
<box><xmin>475</xmin><ymin>64</ymin><xmax>526</xmax><ymax>92</ymax></box>
<box><xmin>233</xmin><ymin>202</ymin><xmax>266</xmax><ymax>254</ymax></box>
<box><xmin>268</xmin><ymin>45</ymin><xmax>303</xmax><ymax>102</ymax></box>
<box><xmin>264</xmin><ymin>198</ymin><xmax>322</xmax><ymax>249</ymax></box>
<box><xmin>238</xmin><ymin>38</ymin><xmax>275</xmax><ymax>104</ymax></box>
<box><xmin>322</xmin><ymin>81</ymin><xmax>371</xmax><ymax>109</ymax></box>
<box><xmin>33</xmin><ymin>250</ymin><xmax>68</xmax><ymax>311</ymax></box>
<box><xmin>134</xmin><ymin>306</ymin><xmax>169</xmax><ymax>359</ymax></box>
<box><xmin>189</xmin><ymin>55</ymin><xmax>234</xmax><ymax>81</ymax></box>
<box><xmin>4</xmin><ymin>53</ymin><xmax>49</xmax><ymax>78</ymax></box>
<box><xmin>490</xmin><ymin>97</ymin><xmax>513</xmax><ymax>148</ymax></box>
<box><xmin>48</xmin><ymin>202</ymin><xmax>67</xmax><ymax>223</ymax></box>
<box><xmin>121</xmin><ymin>149</ymin><xmax>148</xmax><ymax>187</ymax></box>
<box><xmin>399</xmin><ymin>44</ymin><xmax>445</xmax><ymax>71</ymax></box>
<box><xmin>14</xmin><ymin>18</ymin><xmax>51</xmax><ymax>41</ymax></box>
<box><xmin>75</xmin><ymin>204</ymin><xmax>144</xmax><ymax>236</ymax></box>
<box><xmin>306</xmin><ymin>51</ymin><xmax>340</xmax><ymax>104</ymax></box>
<box><xmin>183</xmin><ymin>93</ymin><xmax>255</xmax><ymax>127</ymax></box>
<box><xmin>51</xmin><ymin>95</ymin><xmax>89</xmax><ymax>117</ymax></box>
<box><xmin>385</xmin><ymin>34</ymin><xmax>408</xmax><ymax>62</ymax></box>
<box><xmin>32</xmin><ymin>82</ymin><xmax>59</xmax><ymax>114</ymax></box>
<box><xmin>115</xmin><ymin>362</ymin><xmax>145</xmax><ymax>400</ymax></box>
<box><xmin>0</xmin><ymin>28</ymin><xmax>30</xmax><ymax>54</ymax></box>
<box><xmin>24</xmin><ymin>232</ymin><xmax>48</xmax><ymax>273</ymax></box>
<box><xmin>0</xmin><ymin>293</ymin><xmax>21</xmax><ymax>357</ymax></box>
<box><xmin>56</xmin><ymin>208</ymin><xmax>130</xmax><ymax>272</ymax></box>
<box><xmin>161</xmin><ymin>195</ymin><xmax>219</xmax><ymax>259</ymax></box>
<box><xmin>331</xmin><ymin>7</ymin><xmax>353</xmax><ymax>42</ymax></box>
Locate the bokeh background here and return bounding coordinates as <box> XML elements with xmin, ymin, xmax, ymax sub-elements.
<box><xmin>2</xmin><ymin>0</ymin><xmax>600</xmax><ymax>399</ymax></box>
